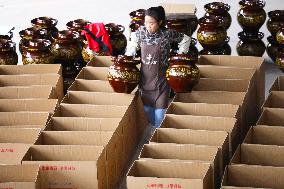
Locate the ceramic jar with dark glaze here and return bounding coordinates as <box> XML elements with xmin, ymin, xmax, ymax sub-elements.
<box><xmin>236</xmin><ymin>31</ymin><xmax>265</xmax><ymax>57</ymax></box>
<box><xmin>200</xmin><ymin>36</ymin><xmax>231</xmax><ymax>55</ymax></box>
<box><xmin>266</xmin><ymin>36</ymin><xmax>281</xmax><ymax>62</ymax></box>
<box><xmin>170</xmin><ymin>38</ymin><xmax>199</xmax><ymax>62</ymax></box>
<box><xmin>276</xmin><ymin>29</ymin><xmax>284</xmax><ymax>72</ymax></box>
<box><xmin>19</xmin><ymin>27</ymin><xmax>48</xmax><ymax>54</ymax></box>
<box><xmin>166</xmin><ymin>54</ymin><xmax>200</xmax><ymax>93</ymax></box>
<box><xmin>0</xmin><ymin>39</ymin><xmax>18</xmax><ymax>65</ymax></box>
<box><xmin>267</xmin><ymin>10</ymin><xmax>284</xmax><ymax>38</ymax></box>
<box><xmin>237</xmin><ymin>0</ymin><xmax>266</xmax><ymax>32</ymax></box>
<box><xmin>204</xmin><ymin>2</ymin><xmax>232</xmax><ymax>30</ymax></box>
<box><xmin>31</xmin><ymin>16</ymin><xmax>58</xmax><ymax>39</ymax></box>
<box><xmin>197</xmin><ymin>15</ymin><xmax>227</xmax><ymax>49</ymax></box>
<box><xmin>21</xmin><ymin>39</ymin><xmax>53</xmax><ymax>65</ymax></box>
<box><xmin>129</xmin><ymin>9</ymin><xmax>145</xmax><ymax>32</ymax></box>
<box><xmin>166</xmin><ymin>18</ymin><xmax>192</xmax><ymax>36</ymax></box>
<box><xmin>105</xmin><ymin>23</ymin><xmax>127</xmax><ymax>56</ymax></box>
<box><xmin>51</xmin><ymin>30</ymin><xmax>82</xmax><ymax>67</ymax></box>
<box><xmin>108</xmin><ymin>55</ymin><xmax>141</xmax><ymax>93</ymax></box>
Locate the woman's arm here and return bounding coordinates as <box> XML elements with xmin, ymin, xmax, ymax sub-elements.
<box><xmin>170</xmin><ymin>30</ymin><xmax>191</xmax><ymax>54</ymax></box>
<box><xmin>125</xmin><ymin>30</ymin><xmax>141</xmax><ymax>56</ymax></box>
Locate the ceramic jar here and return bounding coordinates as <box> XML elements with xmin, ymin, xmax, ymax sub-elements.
<box><xmin>129</xmin><ymin>9</ymin><xmax>145</xmax><ymax>32</ymax></box>
<box><xmin>236</xmin><ymin>31</ymin><xmax>266</xmax><ymax>57</ymax></box>
<box><xmin>21</xmin><ymin>39</ymin><xmax>53</xmax><ymax>65</ymax></box>
<box><xmin>170</xmin><ymin>38</ymin><xmax>199</xmax><ymax>62</ymax></box>
<box><xmin>237</xmin><ymin>0</ymin><xmax>266</xmax><ymax>32</ymax></box>
<box><xmin>266</xmin><ymin>36</ymin><xmax>281</xmax><ymax>62</ymax></box>
<box><xmin>0</xmin><ymin>39</ymin><xmax>18</xmax><ymax>65</ymax></box>
<box><xmin>105</xmin><ymin>23</ymin><xmax>127</xmax><ymax>56</ymax></box>
<box><xmin>204</xmin><ymin>2</ymin><xmax>232</xmax><ymax>30</ymax></box>
<box><xmin>108</xmin><ymin>55</ymin><xmax>141</xmax><ymax>93</ymax></box>
<box><xmin>166</xmin><ymin>54</ymin><xmax>200</xmax><ymax>93</ymax></box>
<box><xmin>31</xmin><ymin>16</ymin><xmax>58</xmax><ymax>39</ymax></box>
<box><xmin>197</xmin><ymin>15</ymin><xmax>227</xmax><ymax>49</ymax></box>
<box><xmin>267</xmin><ymin>10</ymin><xmax>284</xmax><ymax>38</ymax></box>
<box><xmin>276</xmin><ymin>29</ymin><xmax>284</xmax><ymax>71</ymax></box>
<box><xmin>200</xmin><ymin>36</ymin><xmax>231</xmax><ymax>55</ymax></box>
<box><xmin>166</xmin><ymin>18</ymin><xmax>192</xmax><ymax>36</ymax></box>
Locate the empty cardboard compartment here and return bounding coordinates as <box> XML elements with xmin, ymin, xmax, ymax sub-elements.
<box><xmin>263</xmin><ymin>91</ymin><xmax>284</xmax><ymax>109</ymax></box>
<box><xmin>0</xmin><ymin>128</ymin><xmax>41</xmax><ymax>144</ymax></box>
<box><xmin>270</xmin><ymin>76</ymin><xmax>284</xmax><ymax>92</ymax></box>
<box><xmin>69</xmin><ymin>79</ymin><xmax>114</xmax><ymax>93</ymax></box>
<box><xmin>0</xmin><ymin>86</ymin><xmax>57</xmax><ymax>99</ymax></box>
<box><xmin>257</xmin><ymin>108</ymin><xmax>284</xmax><ymax>126</ymax></box>
<box><xmin>0</xmin><ymin>64</ymin><xmax>61</xmax><ymax>75</ymax></box>
<box><xmin>0</xmin><ymin>143</ymin><xmax>31</xmax><ymax>164</ymax></box>
<box><xmin>87</xmin><ymin>56</ymin><xmax>113</xmax><ymax>67</ymax></box>
<box><xmin>76</xmin><ymin>66</ymin><xmax>108</xmax><ymax>80</ymax></box>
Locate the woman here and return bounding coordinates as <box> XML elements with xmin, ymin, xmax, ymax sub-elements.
<box><xmin>126</xmin><ymin>6</ymin><xmax>191</xmax><ymax>128</ymax></box>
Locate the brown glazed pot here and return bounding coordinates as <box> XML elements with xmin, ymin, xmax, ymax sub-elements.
<box><xmin>197</xmin><ymin>15</ymin><xmax>227</xmax><ymax>49</ymax></box>
<box><xmin>105</xmin><ymin>23</ymin><xmax>127</xmax><ymax>56</ymax></box>
<box><xmin>170</xmin><ymin>38</ymin><xmax>199</xmax><ymax>62</ymax></box>
<box><xmin>0</xmin><ymin>39</ymin><xmax>18</xmax><ymax>65</ymax></box>
<box><xmin>166</xmin><ymin>18</ymin><xmax>196</xmax><ymax>36</ymax></box>
<box><xmin>267</xmin><ymin>10</ymin><xmax>284</xmax><ymax>38</ymax></box>
<box><xmin>237</xmin><ymin>0</ymin><xmax>266</xmax><ymax>32</ymax></box>
<box><xmin>266</xmin><ymin>36</ymin><xmax>281</xmax><ymax>62</ymax></box>
<box><xmin>200</xmin><ymin>36</ymin><xmax>231</xmax><ymax>55</ymax></box>
<box><xmin>276</xmin><ymin>29</ymin><xmax>284</xmax><ymax>72</ymax></box>
<box><xmin>22</xmin><ymin>39</ymin><xmax>53</xmax><ymax>65</ymax></box>
<box><xmin>31</xmin><ymin>16</ymin><xmax>58</xmax><ymax>39</ymax></box>
<box><xmin>108</xmin><ymin>55</ymin><xmax>141</xmax><ymax>93</ymax></box>
<box><xmin>204</xmin><ymin>2</ymin><xmax>232</xmax><ymax>30</ymax></box>
<box><xmin>236</xmin><ymin>31</ymin><xmax>265</xmax><ymax>57</ymax></box>
<box><xmin>129</xmin><ymin>9</ymin><xmax>145</xmax><ymax>32</ymax></box>
<box><xmin>51</xmin><ymin>30</ymin><xmax>82</xmax><ymax>67</ymax></box>
<box><xmin>166</xmin><ymin>54</ymin><xmax>200</xmax><ymax>93</ymax></box>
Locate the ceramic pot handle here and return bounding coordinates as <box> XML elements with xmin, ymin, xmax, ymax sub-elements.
<box><xmin>118</xmin><ymin>25</ymin><xmax>125</xmax><ymax>33</ymax></box>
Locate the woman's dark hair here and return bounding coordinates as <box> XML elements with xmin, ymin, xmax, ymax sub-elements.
<box><xmin>145</xmin><ymin>6</ymin><xmax>166</xmax><ymax>28</ymax></box>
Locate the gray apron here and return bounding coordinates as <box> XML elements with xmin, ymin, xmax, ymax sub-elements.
<box><xmin>140</xmin><ymin>36</ymin><xmax>171</xmax><ymax>109</ymax></box>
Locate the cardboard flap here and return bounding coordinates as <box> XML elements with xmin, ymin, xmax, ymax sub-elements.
<box><xmin>0</xmin><ymin>164</ymin><xmax>39</xmax><ymax>182</ymax></box>
<box><xmin>0</xmin><ymin>86</ymin><xmax>56</xmax><ymax>99</ymax></box>
<box><xmin>0</xmin><ymin>64</ymin><xmax>61</xmax><ymax>75</ymax></box>
<box><xmin>0</xmin><ymin>112</ymin><xmax>49</xmax><ymax>126</ymax></box>
<box><xmin>0</xmin><ymin>128</ymin><xmax>41</xmax><ymax>143</ymax></box>
<box><xmin>0</xmin><ymin>143</ymin><xmax>31</xmax><ymax>164</ymax></box>
<box><xmin>76</xmin><ymin>67</ymin><xmax>108</xmax><ymax>80</ymax></box>
<box><xmin>69</xmin><ymin>79</ymin><xmax>114</xmax><ymax>92</ymax></box>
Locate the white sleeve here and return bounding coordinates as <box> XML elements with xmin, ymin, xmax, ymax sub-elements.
<box><xmin>177</xmin><ymin>34</ymin><xmax>191</xmax><ymax>54</ymax></box>
<box><xmin>125</xmin><ymin>32</ymin><xmax>139</xmax><ymax>56</ymax></box>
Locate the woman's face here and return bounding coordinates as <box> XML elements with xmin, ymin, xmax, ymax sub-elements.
<box><xmin>145</xmin><ymin>15</ymin><xmax>161</xmax><ymax>34</ymax></box>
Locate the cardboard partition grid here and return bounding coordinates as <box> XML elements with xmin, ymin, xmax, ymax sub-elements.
<box><xmin>161</xmin><ymin>114</ymin><xmax>239</xmax><ymax>155</ymax></box>
<box><xmin>231</xmin><ymin>143</ymin><xmax>284</xmax><ymax>167</ymax></box>
<box><xmin>22</xmin><ymin>145</ymin><xmax>107</xmax><ymax>189</ymax></box>
<box><xmin>263</xmin><ymin>91</ymin><xmax>284</xmax><ymax>109</ymax></box>
<box><xmin>0</xmin><ymin>128</ymin><xmax>41</xmax><ymax>144</ymax></box>
<box><xmin>62</xmin><ymin>91</ymin><xmax>134</xmax><ymax>106</ymax></box>
<box><xmin>0</xmin><ymin>74</ymin><xmax>63</xmax><ymax>101</ymax></box>
<box><xmin>0</xmin><ymin>64</ymin><xmax>62</xmax><ymax>75</ymax></box>
<box><xmin>244</xmin><ymin>125</ymin><xmax>284</xmax><ymax>146</ymax></box>
<box><xmin>0</xmin><ymin>86</ymin><xmax>58</xmax><ymax>99</ymax></box>
<box><xmin>76</xmin><ymin>66</ymin><xmax>108</xmax><ymax>80</ymax></box>
<box><xmin>269</xmin><ymin>76</ymin><xmax>284</xmax><ymax>92</ymax></box>
<box><xmin>222</xmin><ymin>164</ymin><xmax>284</xmax><ymax>188</ymax></box>
<box><xmin>127</xmin><ymin>160</ymin><xmax>213</xmax><ymax>189</ymax></box>
<box><xmin>69</xmin><ymin>79</ymin><xmax>114</xmax><ymax>93</ymax></box>
<box><xmin>257</xmin><ymin>108</ymin><xmax>284</xmax><ymax>126</ymax></box>
<box><xmin>0</xmin><ymin>164</ymin><xmax>40</xmax><ymax>189</ymax></box>
<box><xmin>87</xmin><ymin>56</ymin><xmax>113</xmax><ymax>67</ymax></box>
<box><xmin>0</xmin><ymin>99</ymin><xmax>58</xmax><ymax>113</ymax></box>
<box><xmin>0</xmin><ymin>143</ymin><xmax>31</xmax><ymax>165</ymax></box>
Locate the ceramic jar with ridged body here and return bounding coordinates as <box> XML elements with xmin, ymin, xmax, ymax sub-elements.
<box><xmin>0</xmin><ymin>39</ymin><xmax>18</xmax><ymax>65</ymax></box>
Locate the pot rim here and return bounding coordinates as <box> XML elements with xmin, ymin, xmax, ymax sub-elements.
<box><xmin>204</xmin><ymin>2</ymin><xmax>230</xmax><ymax>13</ymax></box>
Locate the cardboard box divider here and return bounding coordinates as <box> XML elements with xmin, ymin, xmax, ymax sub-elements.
<box><xmin>0</xmin><ymin>143</ymin><xmax>31</xmax><ymax>165</ymax></box>
<box><xmin>222</xmin><ymin>164</ymin><xmax>284</xmax><ymax>188</ymax></box>
<box><xmin>262</xmin><ymin>91</ymin><xmax>284</xmax><ymax>109</ymax></box>
<box><xmin>257</xmin><ymin>108</ymin><xmax>284</xmax><ymax>126</ymax></box>
<box><xmin>269</xmin><ymin>76</ymin><xmax>284</xmax><ymax>92</ymax></box>
<box><xmin>62</xmin><ymin>91</ymin><xmax>134</xmax><ymax>106</ymax></box>
<box><xmin>23</xmin><ymin>145</ymin><xmax>107</xmax><ymax>189</ymax></box>
<box><xmin>0</xmin><ymin>74</ymin><xmax>63</xmax><ymax>101</ymax></box>
<box><xmin>0</xmin><ymin>128</ymin><xmax>41</xmax><ymax>144</ymax></box>
<box><xmin>150</xmin><ymin>128</ymin><xmax>229</xmax><ymax>174</ymax></box>
<box><xmin>87</xmin><ymin>56</ymin><xmax>113</xmax><ymax>67</ymax></box>
<box><xmin>0</xmin><ymin>99</ymin><xmax>58</xmax><ymax>113</ymax></box>
<box><xmin>0</xmin><ymin>64</ymin><xmax>61</xmax><ymax>75</ymax></box>
<box><xmin>69</xmin><ymin>79</ymin><xmax>114</xmax><ymax>93</ymax></box>
<box><xmin>127</xmin><ymin>159</ymin><xmax>213</xmax><ymax>189</ymax></box>
<box><xmin>244</xmin><ymin>125</ymin><xmax>284</xmax><ymax>146</ymax></box>
<box><xmin>139</xmin><ymin>143</ymin><xmax>220</xmax><ymax>188</ymax></box>
<box><xmin>0</xmin><ymin>86</ymin><xmax>57</xmax><ymax>99</ymax></box>
<box><xmin>161</xmin><ymin>114</ymin><xmax>239</xmax><ymax>155</ymax></box>
<box><xmin>231</xmin><ymin>143</ymin><xmax>284</xmax><ymax>167</ymax></box>
<box><xmin>0</xmin><ymin>164</ymin><xmax>40</xmax><ymax>189</ymax></box>
<box><xmin>76</xmin><ymin>66</ymin><xmax>108</xmax><ymax>80</ymax></box>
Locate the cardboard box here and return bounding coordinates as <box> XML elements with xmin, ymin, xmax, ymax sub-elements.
<box><xmin>127</xmin><ymin>159</ymin><xmax>213</xmax><ymax>189</ymax></box>
<box><xmin>62</xmin><ymin>91</ymin><xmax>134</xmax><ymax>106</ymax></box>
<box><xmin>222</xmin><ymin>164</ymin><xmax>284</xmax><ymax>188</ymax></box>
<box><xmin>0</xmin><ymin>99</ymin><xmax>58</xmax><ymax>113</ymax></box>
<box><xmin>0</xmin><ymin>64</ymin><xmax>61</xmax><ymax>75</ymax></box>
<box><xmin>0</xmin><ymin>128</ymin><xmax>41</xmax><ymax>144</ymax></box>
<box><xmin>262</xmin><ymin>91</ymin><xmax>284</xmax><ymax>109</ymax></box>
<box><xmin>139</xmin><ymin>143</ymin><xmax>220</xmax><ymax>188</ymax></box>
<box><xmin>150</xmin><ymin>128</ymin><xmax>229</xmax><ymax>173</ymax></box>
<box><xmin>161</xmin><ymin>3</ymin><xmax>196</xmax><ymax>15</ymax></box>
<box><xmin>0</xmin><ymin>143</ymin><xmax>31</xmax><ymax>164</ymax></box>
<box><xmin>76</xmin><ymin>66</ymin><xmax>108</xmax><ymax>80</ymax></box>
<box><xmin>244</xmin><ymin>125</ymin><xmax>284</xmax><ymax>146</ymax></box>
<box><xmin>269</xmin><ymin>76</ymin><xmax>284</xmax><ymax>92</ymax></box>
<box><xmin>198</xmin><ymin>55</ymin><xmax>264</xmax><ymax>114</ymax></box>
<box><xmin>257</xmin><ymin>108</ymin><xmax>284</xmax><ymax>126</ymax></box>
<box><xmin>0</xmin><ymin>164</ymin><xmax>40</xmax><ymax>189</ymax></box>
<box><xmin>161</xmin><ymin>114</ymin><xmax>239</xmax><ymax>155</ymax></box>
<box><xmin>0</xmin><ymin>86</ymin><xmax>57</xmax><ymax>99</ymax></box>
<box><xmin>23</xmin><ymin>145</ymin><xmax>107</xmax><ymax>189</ymax></box>
<box><xmin>0</xmin><ymin>112</ymin><xmax>50</xmax><ymax>128</ymax></box>
<box><xmin>53</xmin><ymin>103</ymin><xmax>128</xmax><ymax>118</ymax></box>
<box><xmin>87</xmin><ymin>56</ymin><xmax>113</xmax><ymax>67</ymax></box>
<box><xmin>69</xmin><ymin>79</ymin><xmax>114</xmax><ymax>93</ymax></box>
<box><xmin>231</xmin><ymin>143</ymin><xmax>284</xmax><ymax>167</ymax></box>
<box><xmin>0</xmin><ymin>74</ymin><xmax>63</xmax><ymax>101</ymax></box>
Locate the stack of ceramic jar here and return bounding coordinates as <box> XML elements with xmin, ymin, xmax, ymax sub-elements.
<box><xmin>275</xmin><ymin>28</ymin><xmax>284</xmax><ymax>72</ymax></box>
<box><xmin>197</xmin><ymin>2</ymin><xmax>231</xmax><ymax>55</ymax></box>
<box><xmin>236</xmin><ymin>0</ymin><xmax>266</xmax><ymax>57</ymax></box>
<box><xmin>0</xmin><ymin>27</ymin><xmax>18</xmax><ymax>65</ymax></box>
